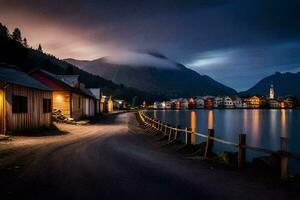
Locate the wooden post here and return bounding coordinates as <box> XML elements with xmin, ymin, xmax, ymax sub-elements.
<box><xmin>238</xmin><ymin>133</ymin><xmax>246</xmax><ymax>168</ymax></box>
<box><xmin>157</xmin><ymin>121</ymin><xmax>161</xmax><ymax>131</ymax></box>
<box><xmin>280</xmin><ymin>137</ymin><xmax>288</xmax><ymax>180</ymax></box>
<box><xmin>185</xmin><ymin>128</ymin><xmax>192</xmax><ymax>145</ymax></box>
<box><xmin>168</xmin><ymin>126</ymin><xmax>173</xmax><ymax>141</ymax></box>
<box><xmin>204</xmin><ymin>129</ymin><xmax>215</xmax><ymax>159</ymax></box>
<box><xmin>175</xmin><ymin>125</ymin><xmax>180</xmax><ymax>140</ymax></box>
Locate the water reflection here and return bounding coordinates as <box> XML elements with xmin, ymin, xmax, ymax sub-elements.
<box><xmin>153</xmin><ymin>110</ymin><xmax>157</xmax><ymax>119</ymax></box>
<box><xmin>208</xmin><ymin>110</ymin><xmax>214</xmax><ymax>129</ymax></box>
<box><xmin>270</xmin><ymin>110</ymin><xmax>277</xmax><ymax>141</ymax></box>
<box><xmin>281</xmin><ymin>109</ymin><xmax>287</xmax><ymax>137</ymax></box>
<box><xmin>175</xmin><ymin>110</ymin><xmax>179</xmax><ymax>125</ymax></box>
<box><xmin>252</xmin><ymin>110</ymin><xmax>260</xmax><ymax>145</ymax></box>
<box><xmin>191</xmin><ymin>111</ymin><xmax>196</xmax><ymax>143</ymax></box>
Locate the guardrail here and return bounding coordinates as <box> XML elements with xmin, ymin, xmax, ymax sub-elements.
<box><xmin>136</xmin><ymin>110</ymin><xmax>300</xmax><ymax>180</ymax></box>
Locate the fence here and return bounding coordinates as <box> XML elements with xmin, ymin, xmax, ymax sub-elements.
<box><xmin>137</xmin><ymin>110</ymin><xmax>300</xmax><ymax>180</ymax></box>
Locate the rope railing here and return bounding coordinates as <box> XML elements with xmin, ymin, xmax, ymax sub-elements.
<box><xmin>137</xmin><ymin>110</ymin><xmax>300</xmax><ymax>180</ymax></box>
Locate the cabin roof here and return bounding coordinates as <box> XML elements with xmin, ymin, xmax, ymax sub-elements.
<box><xmin>0</xmin><ymin>64</ymin><xmax>51</xmax><ymax>91</ymax></box>
<box><xmin>56</xmin><ymin>75</ymin><xmax>79</xmax><ymax>87</ymax></box>
<box><xmin>29</xmin><ymin>69</ymin><xmax>95</xmax><ymax>98</ymax></box>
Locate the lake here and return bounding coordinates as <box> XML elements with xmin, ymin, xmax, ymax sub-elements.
<box><xmin>145</xmin><ymin>109</ymin><xmax>300</xmax><ymax>174</ymax></box>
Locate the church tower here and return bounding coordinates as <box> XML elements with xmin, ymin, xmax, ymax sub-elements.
<box><xmin>269</xmin><ymin>82</ymin><xmax>275</xmax><ymax>99</ymax></box>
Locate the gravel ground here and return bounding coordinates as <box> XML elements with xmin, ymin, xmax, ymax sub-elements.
<box><xmin>0</xmin><ymin>112</ymin><xmax>299</xmax><ymax>200</ymax></box>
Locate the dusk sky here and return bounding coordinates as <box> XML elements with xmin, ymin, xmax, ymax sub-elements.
<box><xmin>1</xmin><ymin>0</ymin><xmax>300</xmax><ymax>91</ymax></box>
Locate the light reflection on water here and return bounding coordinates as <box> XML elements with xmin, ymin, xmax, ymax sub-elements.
<box><xmin>146</xmin><ymin>109</ymin><xmax>300</xmax><ymax>174</ymax></box>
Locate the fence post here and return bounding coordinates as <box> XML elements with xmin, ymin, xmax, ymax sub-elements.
<box><xmin>280</xmin><ymin>137</ymin><xmax>288</xmax><ymax>180</ymax></box>
<box><xmin>185</xmin><ymin>127</ymin><xmax>192</xmax><ymax>145</ymax></box>
<box><xmin>238</xmin><ymin>133</ymin><xmax>246</xmax><ymax>168</ymax></box>
<box><xmin>168</xmin><ymin>126</ymin><xmax>173</xmax><ymax>141</ymax></box>
<box><xmin>204</xmin><ymin>129</ymin><xmax>215</xmax><ymax>159</ymax></box>
<box><xmin>175</xmin><ymin>125</ymin><xmax>180</xmax><ymax>140</ymax></box>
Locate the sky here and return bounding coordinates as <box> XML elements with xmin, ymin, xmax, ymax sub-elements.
<box><xmin>0</xmin><ymin>0</ymin><xmax>300</xmax><ymax>91</ymax></box>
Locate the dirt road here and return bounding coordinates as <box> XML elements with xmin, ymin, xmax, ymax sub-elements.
<box><xmin>0</xmin><ymin>113</ymin><xmax>298</xmax><ymax>200</ymax></box>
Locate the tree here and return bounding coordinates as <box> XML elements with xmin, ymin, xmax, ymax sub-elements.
<box><xmin>0</xmin><ymin>23</ymin><xmax>9</xmax><ymax>37</ymax></box>
<box><xmin>12</xmin><ymin>28</ymin><xmax>22</xmax><ymax>43</ymax></box>
<box><xmin>23</xmin><ymin>38</ymin><xmax>28</xmax><ymax>48</ymax></box>
<box><xmin>38</xmin><ymin>44</ymin><xmax>43</xmax><ymax>52</ymax></box>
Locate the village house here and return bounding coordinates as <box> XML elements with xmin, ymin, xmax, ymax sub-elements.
<box><xmin>0</xmin><ymin>65</ymin><xmax>52</xmax><ymax>134</ymax></box>
<box><xmin>269</xmin><ymin>99</ymin><xmax>280</xmax><ymax>108</ymax></box>
<box><xmin>188</xmin><ymin>98</ymin><xmax>196</xmax><ymax>109</ymax></box>
<box><xmin>204</xmin><ymin>97</ymin><xmax>214</xmax><ymax>109</ymax></box>
<box><xmin>223</xmin><ymin>96</ymin><xmax>234</xmax><ymax>108</ymax></box>
<box><xmin>244</xmin><ymin>96</ymin><xmax>260</xmax><ymax>108</ymax></box>
<box><xmin>89</xmin><ymin>88</ymin><xmax>101</xmax><ymax>114</ymax></box>
<box><xmin>180</xmin><ymin>98</ymin><xmax>189</xmax><ymax>109</ymax></box>
<box><xmin>231</xmin><ymin>96</ymin><xmax>243</xmax><ymax>108</ymax></box>
<box><xmin>30</xmin><ymin>69</ymin><xmax>95</xmax><ymax>120</ymax></box>
<box><xmin>195</xmin><ymin>98</ymin><xmax>204</xmax><ymax>109</ymax></box>
<box><xmin>214</xmin><ymin>97</ymin><xmax>223</xmax><ymax>108</ymax></box>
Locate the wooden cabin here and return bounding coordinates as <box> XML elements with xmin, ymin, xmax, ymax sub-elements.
<box><xmin>30</xmin><ymin>69</ymin><xmax>94</xmax><ymax>120</ymax></box>
<box><xmin>89</xmin><ymin>88</ymin><xmax>101</xmax><ymax>114</ymax></box>
<box><xmin>0</xmin><ymin>65</ymin><xmax>52</xmax><ymax>134</ymax></box>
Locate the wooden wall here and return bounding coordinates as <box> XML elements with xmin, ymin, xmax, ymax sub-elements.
<box><xmin>0</xmin><ymin>88</ymin><xmax>5</xmax><ymax>134</ymax></box>
<box><xmin>53</xmin><ymin>91</ymin><xmax>71</xmax><ymax>118</ymax></box>
<box><xmin>71</xmin><ymin>93</ymin><xmax>84</xmax><ymax>120</ymax></box>
<box><xmin>5</xmin><ymin>84</ymin><xmax>52</xmax><ymax>132</ymax></box>
<box><xmin>89</xmin><ymin>99</ymin><xmax>95</xmax><ymax>116</ymax></box>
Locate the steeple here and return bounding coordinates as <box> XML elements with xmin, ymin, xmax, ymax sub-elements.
<box><xmin>269</xmin><ymin>82</ymin><xmax>275</xmax><ymax>99</ymax></box>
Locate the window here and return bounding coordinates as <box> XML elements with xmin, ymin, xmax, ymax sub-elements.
<box><xmin>12</xmin><ymin>95</ymin><xmax>28</xmax><ymax>113</ymax></box>
<box><xmin>43</xmin><ymin>98</ymin><xmax>52</xmax><ymax>113</ymax></box>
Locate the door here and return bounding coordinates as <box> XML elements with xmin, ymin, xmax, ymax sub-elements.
<box><xmin>0</xmin><ymin>88</ymin><xmax>5</xmax><ymax>134</ymax></box>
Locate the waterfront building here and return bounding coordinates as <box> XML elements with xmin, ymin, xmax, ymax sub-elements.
<box><xmin>283</xmin><ymin>96</ymin><xmax>296</xmax><ymax>108</ymax></box>
<box><xmin>195</xmin><ymin>98</ymin><xmax>204</xmax><ymax>109</ymax></box>
<box><xmin>165</xmin><ymin>101</ymin><xmax>172</xmax><ymax>109</ymax></box>
<box><xmin>223</xmin><ymin>96</ymin><xmax>234</xmax><ymax>108</ymax></box>
<box><xmin>249</xmin><ymin>96</ymin><xmax>260</xmax><ymax>108</ymax></box>
<box><xmin>269</xmin><ymin>99</ymin><xmax>280</xmax><ymax>108</ymax></box>
<box><xmin>231</xmin><ymin>96</ymin><xmax>243</xmax><ymax>108</ymax></box>
<box><xmin>180</xmin><ymin>98</ymin><xmax>189</xmax><ymax>109</ymax></box>
<box><xmin>188</xmin><ymin>98</ymin><xmax>196</xmax><ymax>109</ymax></box>
<box><xmin>204</xmin><ymin>97</ymin><xmax>214</xmax><ymax>109</ymax></box>
<box><xmin>214</xmin><ymin>97</ymin><xmax>223</xmax><ymax>108</ymax></box>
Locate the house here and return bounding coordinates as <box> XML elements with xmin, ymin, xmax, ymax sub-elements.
<box><xmin>80</xmin><ymin>84</ymin><xmax>97</xmax><ymax>117</ymax></box>
<box><xmin>30</xmin><ymin>69</ymin><xmax>94</xmax><ymax>120</ymax></box>
<box><xmin>100</xmin><ymin>95</ymin><xmax>114</xmax><ymax>112</ymax></box>
<box><xmin>231</xmin><ymin>96</ymin><xmax>243</xmax><ymax>108</ymax></box>
<box><xmin>113</xmin><ymin>99</ymin><xmax>125</xmax><ymax>110</ymax></box>
<box><xmin>165</xmin><ymin>101</ymin><xmax>172</xmax><ymax>109</ymax></box>
<box><xmin>89</xmin><ymin>88</ymin><xmax>101</xmax><ymax>114</ymax></box>
<box><xmin>188</xmin><ymin>98</ymin><xmax>196</xmax><ymax>109</ymax></box>
<box><xmin>195</xmin><ymin>98</ymin><xmax>204</xmax><ymax>109</ymax></box>
<box><xmin>204</xmin><ymin>97</ymin><xmax>214</xmax><ymax>109</ymax></box>
<box><xmin>223</xmin><ymin>96</ymin><xmax>234</xmax><ymax>108</ymax></box>
<box><xmin>214</xmin><ymin>97</ymin><xmax>223</xmax><ymax>108</ymax></box>
<box><xmin>283</xmin><ymin>96</ymin><xmax>296</xmax><ymax>109</ymax></box>
<box><xmin>269</xmin><ymin>99</ymin><xmax>280</xmax><ymax>108</ymax></box>
<box><xmin>243</xmin><ymin>96</ymin><xmax>260</xmax><ymax>108</ymax></box>
<box><xmin>180</xmin><ymin>98</ymin><xmax>189</xmax><ymax>109</ymax></box>
<box><xmin>0</xmin><ymin>65</ymin><xmax>52</xmax><ymax>134</ymax></box>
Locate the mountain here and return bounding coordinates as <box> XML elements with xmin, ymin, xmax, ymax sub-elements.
<box><xmin>0</xmin><ymin>31</ymin><xmax>159</xmax><ymax>104</ymax></box>
<box><xmin>65</xmin><ymin>53</ymin><xmax>237</xmax><ymax>97</ymax></box>
<box><xmin>240</xmin><ymin>72</ymin><xmax>300</xmax><ymax>97</ymax></box>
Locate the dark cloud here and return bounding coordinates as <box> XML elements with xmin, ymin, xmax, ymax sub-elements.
<box><xmin>0</xmin><ymin>0</ymin><xmax>300</xmax><ymax>91</ymax></box>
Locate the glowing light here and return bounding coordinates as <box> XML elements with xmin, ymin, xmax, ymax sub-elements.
<box><xmin>281</xmin><ymin>109</ymin><xmax>287</xmax><ymax>137</ymax></box>
<box><xmin>190</xmin><ymin>111</ymin><xmax>196</xmax><ymax>144</ymax></box>
<box><xmin>208</xmin><ymin>110</ymin><xmax>214</xmax><ymax>129</ymax></box>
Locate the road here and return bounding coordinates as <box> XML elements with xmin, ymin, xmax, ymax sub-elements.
<box><xmin>0</xmin><ymin>113</ymin><xmax>298</xmax><ymax>200</ymax></box>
